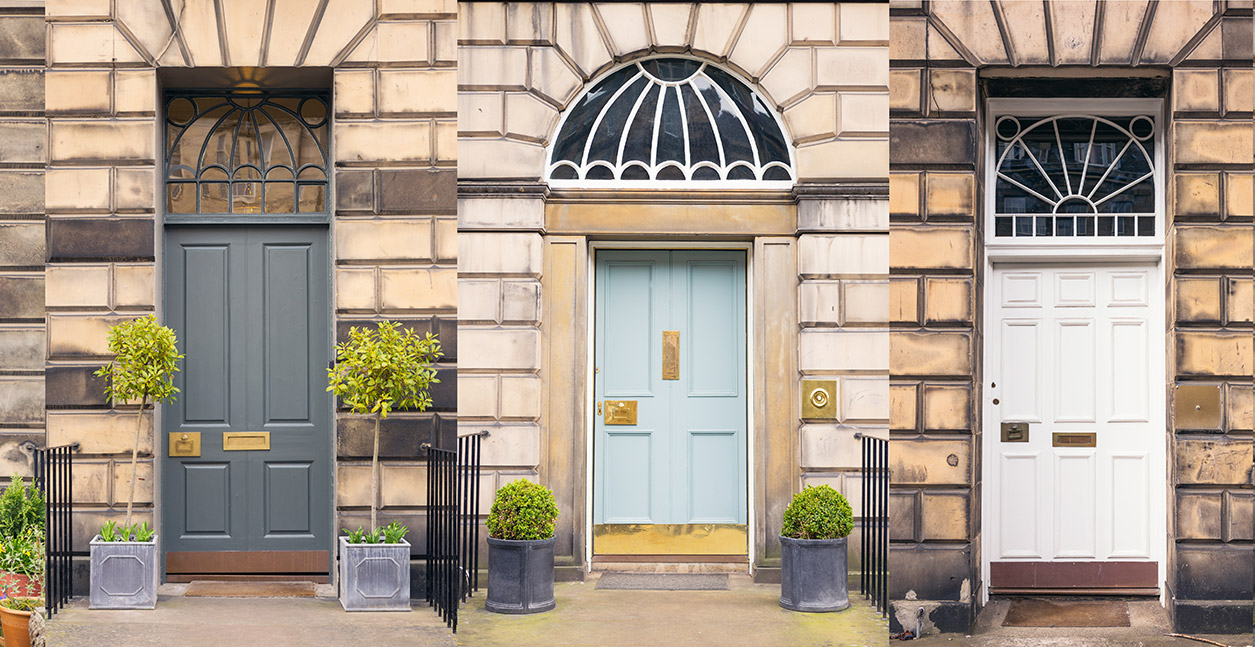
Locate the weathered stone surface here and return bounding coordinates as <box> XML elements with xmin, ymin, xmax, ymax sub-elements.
<box><xmin>1223</xmin><ymin>69</ymin><xmax>1253</xmax><ymax>114</ymax></box>
<box><xmin>379</xmin><ymin>267</ymin><xmax>456</xmax><ymax>310</ymax></box>
<box><xmin>796</xmin><ymin>139</ymin><xmax>889</xmax><ymax>181</ymax></box>
<box><xmin>691</xmin><ymin>3</ymin><xmax>745</xmax><ymax>58</ymax></box>
<box><xmin>0</xmin><ymin>172</ymin><xmax>43</xmax><ymax>214</ymax></box>
<box><xmin>1175</xmin><ymin>436</ymin><xmax>1253</xmax><ymax>485</ymax></box>
<box><xmin>48</xmin><ymin>314</ymin><xmax>129</xmax><ymax>358</ymax></box>
<box><xmin>1176</xmin><ymin>277</ymin><xmax>1222</xmax><ymax>323</ymax></box>
<box><xmin>0</xmin><ymin>274</ymin><xmax>43</xmax><ymax>319</ymax></box>
<box><xmin>922</xmin><ymin>384</ymin><xmax>969</xmax><ymax>431</ymax></box>
<box><xmin>458</xmin><ymin>328</ymin><xmax>540</xmax><ymax>371</ymax></box>
<box><xmin>893</xmin><ymin>437</ymin><xmax>969</xmax><ymax>487</ymax></box>
<box><xmin>728</xmin><ymin>3</ymin><xmax>787</xmax><ymax>78</ymax></box>
<box><xmin>0</xmin><ymin>68</ymin><xmax>42</xmax><ymax>114</ymax></box>
<box><xmin>927</xmin><ymin>69</ymin><xmax>975</xmax><ymax>113</ymax></box>
<box><xmin>458</xmin><ymin>278</ymin><xmax>499</xmax><ymax>323</ymax></box>
<box><xmin>1175</xmin><ymin>545</ymin><xmax>1253</xmax><ymax>600</ymax></box>
<box><xmin>458</xmin><ymin>232</ymin><xmax>542</xmax><ymax>276</ymax></box>
<box><xmin>113</xmin><ymin>167</ymin><xmax>154</xmax><ymax>212</ymax></box>
<box><xmin>889</xmin><ymin>68</ymin><xmax>922</xmax><ymax>113</ymax></box>
<box><xmin>890</xmin><ymin>227</ymin><xmax>973</xmax><ymax>270</ymax></box>
<box><xmin>46</xmin><ymin>411</ymin><xmax>153</xmax><ymax>455</ymax></box>
<box><xmin>890</xmin><ymin>278</ymin><xmax>918</xmax><ymax>324</ymax></box>
<box><xmin>1176</xmin><ymin>331</ymin><xmax>1252</xmax><ymax>377</ymax></box>
<box><xmin>890</xmin><ymin>332</ymin><xmax>972</xmax><ymax>377</ymax></box>
<box><xmin>817</xmin><ymin>46</ymin><xmax>889</xmax><ymax>89</ymax></box>
<box><xmin>595</xmin><ymin>4</ymin><xmax>648</xmax><ymax>56</ymax></box>
<box><xmin>0</xmin><ymin>379</ymin><xmax>42</xmax><ymax>425</ymax></box>
<box><xmin>799</xmin><ymin>234</ymin><xmax>888</xmax><ymax>276</ymax></box>
<box><xmin>838</xmin><ymin>92</ymin><xmax>888</xmax><ymax>136</ymax></box>
<box><xmin>889</xmin><ymin>173</ymin><xmax>920</xmax><ymax>217</ymax></box>
<box><xmin>1227</xmin><ymin>491</ymin><xmax>1253</xmax><ymax>541</ymax></box>
<box><xmin>842</xmin><ymin>376</ymin><xmax>888</xmax><ymax>422</ymax></box>
<box><xmin>336</xmin><ymin>122</ymin><xmax>432</xmax><ymax>164</ymax></box>
<box><xmin>335</xmin><ymin>268</ymin><xmax>376</xmax><ymax>312</ymax></box>
<box><xmin>1227</xmin><ymin>278</ymin><xmax>1252</xmax><ymax>326</ymax></box>
<box><xmin>333</xmin><ymin>69</ymin><xmax>374</xmax><ymax>116</ymax></box>
<box><xmin>800</xmin><ymin>329</ymin><xmax>888</xmax><ymax>372</ymax></box>
<box><xmin>1175</xmin><ymin>227</ymin><xmax>1251</xmax><ymax>270</ymax></box>
<box><xmin>45</xmin><ymin>265</ymin><xmax>109</xmax><ymax>309</ymax></box>
<box><xmin>1174</xmin><ymin>69</ymin><xmax>1221</xmax><ymax>112</ymax></box>
<box><xmin>337</xmin><ymin>219</ymin><xmax>433</xmax><ymax>262</ymax></box>
<box><xmin>49</xmin><ymin>121</ymin><xmax>154</xmax><ymax>163</ymax></box>
<box><xmin>554</xmin><ymin>3</ymin><xmax>611</xmax><ymax>77</ymax></box>
<box><xmin>378</xmin><ymin>70</ymin><xmax>457</xmax><ymax>115</ymax></box>
<box><xmin>1175</xmin><ymin>173</ymin><xmax>1221</xmax><ymax>216</ymax></box>
<box><xmin>924</xmin><ymin>277</ymin><xmax>971</xmax><ymax>324</ymax></box>
<box><xmin>46</xmin><ymin>168</ymin><xmax>110</xmax><ymax>212</ymax></box>
<box><xmin>925</xmin><ymin>172</ymin><xmax>974</xmax><ymax>219</ymax></box>
<box><xmin>47</xmin><ymin>219</ymin><xmax>155</xmax><ymax>261</ymax></box>
<box><xmin>503</xmin><ymin>91</ymin><xmax>559</xmax><ymax>142</ymax></box>
<box><xmin>890</xmin><ymin>491</ymin><xmax>917</xmax><ymax>540</ymax></box>
<box><xmin>0</xmin><ymin>121</ymin><xmax>44</xmax><ymax>164</ymax></box>
<box><xmin>799</xmin><ymin>281</ymin><xmax>841</xmax><ymax>325</ymax></box>
<box><xmin>890</xmin><ymin>382</ymin><xmax>917</xmax><ymax>431</ymax></box>
<box><xmin>455</xmin><ymin>138</ymin><xmax>546</xmax><ymax>180</ymax></box>
<box><xmin>890</xmin><ymin>120</ymin><xmax>976</xmax><ymax>166</ymax></box>
<box><xmin>1225</xmin><ymin>172</ymin><xmax>1252</xmax><ymax>218</ymax></box>
<box><xmin>113</xmin><ymin>263</ymin><xmax>153</xmax><ymax>308</ymax></box>
<box><xmin>1229</xmin><ymin>384</ymin><xmax>1253</xmax><ymax>432</ymax></box>
<box><xmin>0</xmin><ymin>17</ymin><xmax>46</xmax><ymax>62</ymax></box>
<box><xmin>0</xmin><ymin>222</ymin><xmax>44</xmax><ymax>266</ymax></box>
<box><xmin>1174</xmin><ymin>122</ymin><xmax>1254</xmax><ymax>166</ymax></box>
<box><xmin>0</xmin><ymin>328</ymin><xmax>42</xmax><ymax>370</ymax></box>
<box><xmin>1176</xmin><ymin>492</ymin><xmax>1222</xmax><ymax>540</ymax></box>
<box><xmin>45</xmin><ymin>365</ymin><xmax>109</xmax><ymax>408</ymax></box>
<box><xmin>500</xmin><ymin>279</ymin><xmax>540</xmax><ymax>323</ymax></box>
<box><xmin>920</xmin><ymin>492</ymin><xmax>968</xmax><ymax>541</ymax></box>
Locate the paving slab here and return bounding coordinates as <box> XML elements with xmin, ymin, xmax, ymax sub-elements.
<box><xmin>45</xmin><ymin>595</ymin><xmax>457</xmax><ymax>647</ymax></box>
<box><xmin>455</xmin><ymin>573</ymin><xmax>888</xmax><ymax>647</ymax></box>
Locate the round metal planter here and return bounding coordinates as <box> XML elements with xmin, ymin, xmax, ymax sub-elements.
<box><xmin>779</xmin><ymin>535</ymin><xmax>849</xmax><ymax>613</ymax></box>
<box><xmin>485</xmin><ymin>536</ymin><xmax>556</xmax><ymax>614</ymax></box>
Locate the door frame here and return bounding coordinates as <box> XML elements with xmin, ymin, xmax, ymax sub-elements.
<box><xmin>979</xmin><ymin>97</ymin><xmax>1168</xmax><ymax>603</ymax></box>
<box><xmin>158</xmin><ymin>224</ymin><xmax>337</xmax><ymax>579</ymax></box>
<box><xmin>584</xmin><ymin>241</ymin><xmax>755</xmax><ymax>569</ymax></box>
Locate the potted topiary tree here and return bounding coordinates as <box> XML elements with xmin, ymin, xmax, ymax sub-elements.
<box><xmin>779</xmin><ymin>484</ymin><xmax>854</xmax><ymax>613</ymax></box>
<box><xmin>485</xmin><ymin>479</ymin><xmax>559</xmax><ymax>614</ymax></box>
<box><xmin>90</xmin><ymin>314</ymin><xmax>182</xmax><ymax>610</ymax></box>
<box><xmin>327</xmin><ymin>321</ymin><xmax>441</xmax><ymax>612</ymax></box>
<box><xmin>0</xmin><ymin>476</ymin><xmax>45</xmax><ymax>600</ymax></box>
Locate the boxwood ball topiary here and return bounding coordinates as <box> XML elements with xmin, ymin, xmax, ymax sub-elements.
<box><xmin>486</xmin><ymin>479</ymin><xmax>560</xmax><ymax>541</ymax></box>
<box><xmin>781</xmin><ymin>485</ymin><xmax>854</xmax><ymax>540</ymax></box>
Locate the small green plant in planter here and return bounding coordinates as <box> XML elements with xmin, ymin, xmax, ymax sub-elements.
<box><xmin>0</xmin><ymin>583</ymin><xmax>41</xmax><ymax>647</ymax></box>
<box><xmin>485</xmin><ymin>480</ymin><xmax>559</xmax><ymax>615</ymax></box>
<box><xmin>780</xmin><ymin>485</ymin><xmax>854</xmax><ymax>613</ymax></box>
<box><xmin>327</xmin><ymin>321</ymin><xmax>440</xmax><ymax>611</ymax></box>
<box><xmin>0</xmin><ymin>475</ymin><xmax>44</xmax><ymax>601</ymax></box>
<box><xmin>90</xmin><ymin>314</ymin><xmax>181</xmax><ymax>610</ymax></box>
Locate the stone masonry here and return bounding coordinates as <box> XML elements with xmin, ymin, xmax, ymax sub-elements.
<box><xmin>458</xmin><ymin>2</ymin><xmax>889</xmax><ymax>578</ymax></box>
<box><xmin>890</xmin><ymin>0</ymin><xmax>1253</xmax><ymax>635</ymax></box>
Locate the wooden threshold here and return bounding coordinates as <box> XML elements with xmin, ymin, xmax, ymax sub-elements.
<box><xmin>166</xmin><ymin>550</ymin><xmax>329</xmax><ymax>575</ymax></box>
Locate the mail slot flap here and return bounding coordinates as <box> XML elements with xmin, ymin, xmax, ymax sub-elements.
<box><xmin>223</xmin><ymin>431</ymin><xmax>270</xmax><ymax>451</ymax></box>
<box><xmin>1052</xmin><ymin>432</ymin><xmax>1095</xmax><ymax>448</ymax></box>
<box><xmin>604</xmin><ymin>401</ymin><xmax>637</xmax><ymax>425</ymax></box>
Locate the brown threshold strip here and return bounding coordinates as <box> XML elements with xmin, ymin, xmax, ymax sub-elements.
<box><xmin>184</xmin><ymin>581</ymin><xmax>317</xmax><ymax>598</ymax></box>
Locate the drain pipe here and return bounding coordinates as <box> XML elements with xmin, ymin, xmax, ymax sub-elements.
<box><xmin>916</xmin><ymin>606</ymin><xmax>925</xmax><ymax>638</ymax></box>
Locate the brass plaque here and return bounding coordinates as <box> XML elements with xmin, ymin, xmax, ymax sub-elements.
<box><xmin>801</xmin><ymin>380</ymin><xmax>837</xmax><ymax>419</ymax></box>
<box><xmin>1053</xmin><ymin>432</ymin><xmax>1096</xmax><ymax>448</ymax></box>
<box><xmin>1174</xmin><ymin>384</ymin><xmax>1222</xmax><ymax>430</ymax></box>
<box><xmin>604</xmin><ymin>400</ymin><xmax>637</xmax><ymax>425</ymax></box>
<box><xmin>1000</xmin><ymin>422</ymin><xmax>1028</xmax><ymax>442</ymax></box>
<box><xmin>222</xmin><ymin>431</ymin><xmax>270</xmax><ymax>451</ymax></box>
<box><xmin>593</xmin><ymin>523</ymin><xmax>748</xmax><ymax>556</ymax></box>
<box><xmin>168</xmin><ymin>432</ymin><xmax>201</xmax><ymax>457</ymax></box>
<box><xmin>662</xmin><ymin>331</ymin><xmax>679</xmax><ymax>380</ymax></box>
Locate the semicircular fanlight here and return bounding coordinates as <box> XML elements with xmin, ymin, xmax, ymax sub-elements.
<box><xmin>994</xmin><ymin>114</ymin><xmax>1157</xmax><ymax>238</ymax></box>
<box><xmin>546</xmin><ymin>57</ymin><xmax>795</xmax><ymax>187</ymax></box>
<box><xmin>165</xmin><ymin>91</ymin><xmax>330</xmax><ymax>215</ymax></box>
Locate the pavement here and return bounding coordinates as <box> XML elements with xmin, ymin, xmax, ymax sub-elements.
<box><xmin>45</xmin><ymin>584</ymin><xmax>457</xmax><ymax>647</ymax></box>
<box><xmin>904</xmin><ymin>599</ymin><xmax>1251</xmax><ymax>647</ymax></box>
<box><xmin>454</xmin><ymin>572</ymin><xmax>888</xmax><ymax>647</ymax></box>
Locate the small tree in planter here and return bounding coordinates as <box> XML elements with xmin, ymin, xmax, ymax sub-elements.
<box><xmin>485</xmin><ymin>479</ymin><xmax>559</xmax><ymax>614</ymax></box>
<box><xmin>327</xmin><ymin>321</ymin><xmax>441</xmax><ymax>612</ymax></box>
<box><xmin>779</xmin><ymin>485</ymin><xmax>854</xmax><ymax>612</ymax></box>
<box><xmin>90</xmin><ymin>314</ymin><xmax>181</xmax><ymax>610</ymax></box>
<box><xmin>0</xmin><ymin>476</ymin><xmax>45</xmax><ymax>600</ymax></box>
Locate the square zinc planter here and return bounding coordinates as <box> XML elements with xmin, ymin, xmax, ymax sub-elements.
<box><xmin>89</xmin><ymin>535</ymin><xmax>158</xmax><ymax>610</ymax></box>
<box><xmin>338</xmin><ymin>537</ymin><xmax>411</xmax><ymax>611</ymax></box>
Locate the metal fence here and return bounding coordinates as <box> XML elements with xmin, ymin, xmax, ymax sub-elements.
<box><xmin>855</xmin><ymin>433</ymin><xmax>888</xmax><ymax>615</ymax></box>
<box><xmin>34</xmin><ymin>443</ymin><xmax>78</xmax><ymax>618</ymax></box>
<box><xmin>422</xmin><ymin>431</ymin><xmax>486</xmax><ymax>633</ymax></box>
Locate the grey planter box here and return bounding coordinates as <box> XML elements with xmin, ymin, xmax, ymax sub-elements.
<box><xmin>338</xmin><ymin>537</ymin><xmax>411</xmax><ymax>612</ymax></box>
<box><xmin>89</xmin><ymin>535</ymin><xmax>158</xmax><ymax>610</ymax></box>
<box><xmin>486</xmin><ymin>536</ymin><xmax>555</xmax><ymax>614</ymax></box>
<box><xmin>779</xmin><ymin>535</ymin><xmax>849</xmax><ymax>613</ymax></box>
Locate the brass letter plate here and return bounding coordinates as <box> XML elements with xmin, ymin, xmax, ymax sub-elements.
<box><xmin>169</xmin><ymin>432</ymin><xmax>201</xmax><ymax>457</ymax></box>
<box><xmin>1000</xmin><ymin>422</ymin><xmax>1028</xmax><ymax>442</ymax></box>
<box><xmin>1052</xmin><ymin>432</ymin><xmax>1096</xmax><ymax>448</ymax></box>
<box><xmin>1174</xmin><ymin>384</ymin><xmax>1222</xmax><ymax>431</ymax></box>
<box><xmin>662</xmin><ymin>331</ymin><xmax>679</xmax><ymax>380</ymax></box>
<box><xmin>801</xmin><ymin>380</ymin><xmax>837</xmax><ymax>419</ymax></box>
<box><xmin>604</xmin><ymin>400</ymin><xmax>637</xmax><ymax>425</ymax></box>
<box><xmin>222</xmin><ymin>431</ymin><xmax>270</xmax><ymax>451</ymax></box>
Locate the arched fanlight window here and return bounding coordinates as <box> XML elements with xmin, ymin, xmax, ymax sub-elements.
<box><xmin>165</xmin><ymin>91</ymin><xmax>329</xmax><ymax>215</ymax></box>
<box><xmin>994</xmin><ymin>114</ymin><xmax>1157</xmax><ymax>238</ymax></box>
<box><xmin>546</xmin><ymin>57</ymin><xmax>795</xmax><ymax>188</ymax></box>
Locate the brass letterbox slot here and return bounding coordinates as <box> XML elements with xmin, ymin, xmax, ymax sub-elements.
<box><xmin>168</xmin><ymin>432</ymin><xmax>201</xmax><ymax>457</ymax></box>
<box><xmin>604</xmin><ymin>401</ymin><xmax>637</xmax><ymax>425</ymax></box>
<box><xmin>801</xmin><ymin>380</ymin><xmax>837</xmax><ymax>419</ymax></box>
<box><xmin>1174</xmin><ymin>384</ymin><xmax>1222</xmax><ymax>431</ymax></box>
<box><xmin>1052</xmin><ymin>432</ymin><xmax>1096</xmax><ymax>448</ymax></box>
<box><xmin>662</xmin><ymin>331</ymin><xmax>680</xmax><ymax>380</ymax></box>
<box><xmin>1000</xmin><ymin>422</ymin><xmax>1028</xmax><ymax>442</ymax></box>
<box><xmin>222</xmin><ymin>431</ymin><xmax>270</xmax><ymax>451</ymax></box>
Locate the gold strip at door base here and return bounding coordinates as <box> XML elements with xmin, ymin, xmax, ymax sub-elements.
<box><xmin>593</xmin><ymin>524</ymin><xmax>747</xmax><ymax>556</ymax></box>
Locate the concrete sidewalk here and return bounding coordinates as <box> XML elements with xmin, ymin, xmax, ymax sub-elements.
<box><xmin>45</xmin><ymin>593</ymin><xmax>457</xmax><ymax>646</ymax></box>
<box><xmin>454</xmin><ymin>573</ymin><xmax>888</xmax><ymax>647</ymax></box>
<box><xmin>905</xmin><ymin>599</ymin><xmax>1251</xmax><ymax>647</ymax></box>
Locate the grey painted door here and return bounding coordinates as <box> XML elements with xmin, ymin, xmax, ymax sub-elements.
<box><xmin>163</xmin><ymin>227</ymin><xmax>331</xmax><ymax>564</ymax></box>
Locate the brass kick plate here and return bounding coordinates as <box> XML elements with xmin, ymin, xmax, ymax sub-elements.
<box><xmin>1174</xmin><ymin>384</ymin><xmax>1222</xmax><ymax>430</ymax></box>
<box><xmin>593</xmin><ymin>523</ymin><xmax>747</xmax><ymax>556</ymax></box>
<box><xmin>604</xmin><ymin>400</ymin><xmax>637</xmax><ymax>425</ymax></box>
<box><xmin>222</xmin><ymin>431</ymin><xmax>270</xmax><ymax>451</ymax></box>
<box><xmin>662</xmin><ymin>331</ymin><xmax>679</xmax><ymax>380</ymax></box>
<box><xmin>1001</xmin><ymin>422</ymin><xmax>1028</xmax><ymax>442</ymax></box>
<box><xmin>169</xmin><ymin>432</ymin><xmax>201</xmax><ymax>457</ymax></box>
<box><xmin>802</xmin><ymin>380</ymin><xmax>837</xmax><ymax>419</ymax></box>
<box><xmin>1053</xmin><ymin>432</ymin><xmax>1096</xmax><ymax>448</ymax></box>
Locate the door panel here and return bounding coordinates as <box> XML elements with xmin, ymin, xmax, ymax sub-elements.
<box><xmin>164</xmin><ymin>227</ymin><xmax>331</xmax><ymax>571</ymax></box>
<box><xmin>988</xmin><ymin>264</ymin><xmax>1162</xmax><ymax>592</ymax></box>
<box><xmin>594</xmin><ymin>250</ymin><xmax>747</xmax><ymax>555</ymax></box>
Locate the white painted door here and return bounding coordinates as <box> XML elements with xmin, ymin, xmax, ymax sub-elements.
<box><xmin>986</xmin><ymin>264</ymin><xmax>1163</xmax><ymax>586</ymax></box>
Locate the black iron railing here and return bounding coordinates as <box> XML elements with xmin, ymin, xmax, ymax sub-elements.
<box><xmin>422</xmin><ymin>430</ymin><xmax>486</xmax><ymax>633</ymax></box>
<box><xmin>856</xmin><ymin>432</ymin><xmax>888</xmax><ymax>615</ymax></box>
<box><xmin>34</xmin><ymin>443</ymin><xmax>78</xmax><ymax>618</ymax></box>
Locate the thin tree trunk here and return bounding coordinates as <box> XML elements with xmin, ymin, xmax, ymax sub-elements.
<box><xmin>371</xmin><ymin>413</ymin><xmax>380</xmax><ymax>532</ymax></box>
<box><xmin>126</xmin><ymin>395</ymin><xmax>146</xmax><ymax>529</ymax></box>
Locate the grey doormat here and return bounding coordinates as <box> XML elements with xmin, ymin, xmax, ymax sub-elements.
<box><xmin>595</xmin><ymin>573</ymin><xmax>728</xmax><ymax>591</ymax></box>
<box><xmin>185</xmin><ymin>581</ymin><xmax>316</xmax><ymax>598</ymax></box>
<box><xmin>1002</xmin><ymin>598</ymin><xmax>1131</xmax><ymax>627</ymax></box>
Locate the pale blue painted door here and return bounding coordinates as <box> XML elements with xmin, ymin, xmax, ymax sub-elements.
<box><xmin>593</xmin><ymin>250</ymin><xmax>747</xmax><ymax>553</ymax></box>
